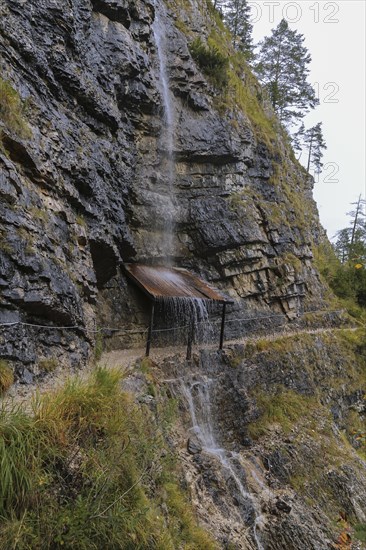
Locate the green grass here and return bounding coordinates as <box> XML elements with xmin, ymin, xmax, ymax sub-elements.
<box><xmin>161</xmin><ymin>482</ymin><xmax>216</xmax><ymax>549</ymax></box>
<box><xmin>0</xmin><ymin>367</ymin><xmax>217</xmax><ymax>549</ymax></box>
<box><xmin>29</xmin><ymin>207</ymin><xmax>48</xmax><ymax>224</ymax></box>
<box><xmin>75</xmin><ymin>214</ymin><xmax>86</xmax><ymax>228</ymax></box>
<box><xmin>0</xmin><ymin>360</ymin><xmax>14</xmax><ymax>394</ymax></box>
<box><xmin>354</xmin><ymin>523</ymin><xmax>366</xmax><ymax>543</ymax></box>
<box><xmin>248</xmin><ymin>387</ymin><xmax>319</xmax><ymax>438</ymax></box>
<box><xmin>38</xmin><ymin>358</ymin><xmax>58</xmax><ymax>373</ymax></box>
<box><xmin>224</xmin><ymin>68</ymin><xmax>277</xmax><ymax>144</ymax></box>
<box><xmin>94</xmin><ymin>332</ymin><xmax>103</xmax><ymax>361</ymax></box>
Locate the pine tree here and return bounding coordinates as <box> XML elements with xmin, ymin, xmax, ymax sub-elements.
<box><xmin>304</xmin><ymin>123</ymin><xmax>326</xmax><ymax>174</ymax></box>
<box><xmin>332</xmin><ymin>197</ymin><xmax>366</xmax><ymax>306</ymax></box>
<box><xmin>333</xmin><ymin>227</ymin><xmax>352</xmax><ymax>263</ymax></box>
<box><xmin>348</xmin><ymin>195</ymin><xmax>366</xmax><ymax>251</ymax></box>
<box><xmin>294</xmin><ymin>122</ymin><xmax>327</xmax><ymax>175</ymax></box>
<box><xmin>254</xmin><ymin>19</ymin><xmax>318</xmax><ymax>126</ymax></box>
<box><xmin>291</xmin><ymin>122</ymin><xmax>305</xmax><ymax>155</ymax></box>
<box><xmin>223</xmin><ymin>0</ymin><xmax>254</xmax><ymax>62</ymax></box>
<box><xmin>333</xmin><ymin>196</ymin><xmax>366</xmax><ymax>263</ymax></box>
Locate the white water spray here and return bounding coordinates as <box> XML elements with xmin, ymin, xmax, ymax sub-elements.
<box><xmin>161</xmin><ymin>297</ymin><xmax>214</xmax><ymax>346</ymax></box>
<box><xmin>152</xmin><ymin>0</ymin><xmax>176</xmax><ymax>262</ymax></box>
<box><xmin>180</xmin><ymin>375</ymin><xmax>265</xmax><ymax>550</ymax></box>
<box><xmin>152</xmin><ymin>3</ymin><xmax>213</xmax><ymax>344</ymax></box>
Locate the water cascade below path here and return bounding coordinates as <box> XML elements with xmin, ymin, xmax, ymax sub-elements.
<box><xmin>179</xmin><ymin>375</ymin><xmax>266</xmax><ymax>550</ymax></box>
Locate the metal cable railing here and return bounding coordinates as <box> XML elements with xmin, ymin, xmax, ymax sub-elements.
<box><xmin>0</xmin><ymin>308</ymin><xmax>349</xmax><ymax>336</ymax></box>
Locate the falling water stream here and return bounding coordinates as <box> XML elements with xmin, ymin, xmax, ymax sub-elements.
<box><xmin>152</xmin><ymin>0</ymin><xmax>213</xmax><ymax>338</ymax></box>
<box><xmin>160</xmin><ymin>297</ymin><xmax>214</xmax><ymax>346</ymax></box>
<box><xmin>180</xmin><ymin>375</ymin><xmax>265</xmax><ymax>550</ymax></box>
<box><xmin>153</xmin><ymin>5</ymin><xmax>264</xmax><ymax>545</ymax></box>
<box><xmin>152</xmin><ymin>0</ymin><xmax>176</xmax><ymax>262</ymax></box>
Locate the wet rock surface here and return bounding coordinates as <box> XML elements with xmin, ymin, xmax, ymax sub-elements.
<box><xmin>1</xmin><ymin>0</ymin><xmax>329</xmax><ymax>378</ymax></box>
<box><xmin>158</xmin><ymin>331</ymin><xmax>366</xmax><ymax>549</ymax></box>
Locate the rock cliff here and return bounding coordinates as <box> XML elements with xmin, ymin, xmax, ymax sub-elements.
<box><xmin>1</xmin><ymin>0</ymin><xmax>330</xmax><ymax>376</ymax></box>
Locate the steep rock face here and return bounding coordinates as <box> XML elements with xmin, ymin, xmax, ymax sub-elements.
<box><xmin>1</xmin><ymin>0</ymin><xmax>328</xmax><ymax>375</ymax></box>
<box><xmin>156</xmin><ymin>329</ymin><xmax>366</xmax><ymax>549</ymax></box>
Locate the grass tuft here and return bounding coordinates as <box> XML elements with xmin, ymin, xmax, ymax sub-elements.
<box><xmin>0</xmin><ymin>77</ymin><xmax>31</xmax><ymax>143</ymax></box>
<box><xmin>0</xmin><ymin>367</ymin><xmax>216</xmax><ymax>549</ymax></box>
<box><xmin>0</xmin><ymin>360</ymin><xmax>14</xmax><ymax>394</ymax></box>
<box><xmin>38</xmin><ymin>358</ymin><xmax>58</xmax><ymax>373</ymax></box>
<box><xmin>248</xmin><ymin>387</ymin><xmax>319</xmax><ymax>438</ymax></box>
<box><xmin>354</xmin><ymin>523</ymin><xmax>366</xmax><ymax>543</ymax></box>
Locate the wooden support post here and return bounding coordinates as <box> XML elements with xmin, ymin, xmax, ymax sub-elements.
<box><xmin>219</xmin><ymin>302</ymin><xmax>227</xmax><ymax>350</ymax></box>
<box><xmin>145</xmin><ymin>302</ymin><xmax>155</xmax><ymax>357</ymax></box>
<box><xmin>186</xmin><ymin>317</ymin><xmax>195</xmax><ymax>360</ymax></box>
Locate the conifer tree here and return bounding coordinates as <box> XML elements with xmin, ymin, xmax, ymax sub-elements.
<box><xmin>294</xmin><ymin>122</ymin><xmax>327</xmax><ymax>175</ymax></box>
<box><xmin>332</xmin><ymin>197</ymin><xmax>366</xmax><ymax>306</ymax></box>
<box><xmin>223</xmin><ymin>0</ymin><xmax>254</xmax><ymax>61</ymax></box>
<box><xmin>348</xmin><ymin>195</ymin><xmax>366</xmax><ymax>250</ymax></box>
<box><xmin>334</xmin><ymin>197</ymin><xmax>366</xmax><ymax>264</ymax></box>
<box><xmin>333</xmin><ymin>227</ymin><xmax>351</xmax><ymax>264</ymax></box>
<box><xmin>255</xmin><ymin>19</ymin><xmax>318</xmax><ymax>126</ymax></box>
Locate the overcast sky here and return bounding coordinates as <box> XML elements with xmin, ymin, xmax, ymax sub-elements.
<box><xmin>249</xmin><ymin>0</ymin><xmax>366</xmax><ymax>240</ymax></box>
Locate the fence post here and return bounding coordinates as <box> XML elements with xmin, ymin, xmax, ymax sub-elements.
<box><xmin>145</xmin><ymin>302</ymin><xmax>155</xmax><ymax>357</ymax></box>
<box><xmin>186</xmin><ymin>316</ymin><xmax>195</xmax><ymax>360</ymax></box>
<box><xmin>219</xmin><ymin>302</ymin><xmax>227</xmax><ymax>350</ymax></box>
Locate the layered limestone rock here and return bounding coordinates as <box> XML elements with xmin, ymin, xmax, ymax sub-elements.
<box><xmin>1</xmin><ymin>0</ymin><xmax>330</xmax><ymax>377</ymax></box>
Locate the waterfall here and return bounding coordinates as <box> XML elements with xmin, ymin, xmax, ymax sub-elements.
<box><xmin>159</xmin><ymin>297</ymin><xmax>214</xmax><ymax>346</ymax></box>
<box><xmin>152</xmin><ymin>2</ymin><xmax>212</xmax><ymax>346</ymax></box>
<box><xmin>152</xmin><ymin>0</ymin><xmax>176</xmax><ymax>263</ymax></box>
<box><xmin>180</xmin><ymin>375</ymin><xmax>266</xmax><ymax>550</ymax></box>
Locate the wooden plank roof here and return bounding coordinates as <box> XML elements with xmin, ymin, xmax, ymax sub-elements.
<box><xmin>124</xmin><ymin>264</ymin><xmax>233</xmax><ymax>304</ymax></box>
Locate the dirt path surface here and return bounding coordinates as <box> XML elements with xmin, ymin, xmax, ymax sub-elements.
<box><xmin>101</xmin><ymin>325</ymin><xmax>357</xmax><ymax>369</ymax></box>
<box><xmin>2</xmin><ymin>325</ymin><xmax>358</xmax><ymax>409</ymax></box>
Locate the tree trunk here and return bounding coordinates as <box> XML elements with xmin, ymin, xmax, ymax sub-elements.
<box><xmin>351</xmin><ymin>195</ymin><xmax>362</xmax><ymax>248</ymax></box>
<box><xmin>306</xmin><ymin>128</ymin><xmax>314</xmax><ymax>173</ymax></box>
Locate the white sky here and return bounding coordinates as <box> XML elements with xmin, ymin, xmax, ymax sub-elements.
<box><xmin>249</xmin><ymin>0</ymin><xmax>366</xmax><ymax>239</ymax></box>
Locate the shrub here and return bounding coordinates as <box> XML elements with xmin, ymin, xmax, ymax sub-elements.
<box><xmin>314</xmin><ymin>242</ymin><xmax>366</xmax><ymax>318</ymax></box>
<box><xmin>189</xmin><ymin>38</ymin><xmax>228</xmax><ymax>89</ymax></box>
